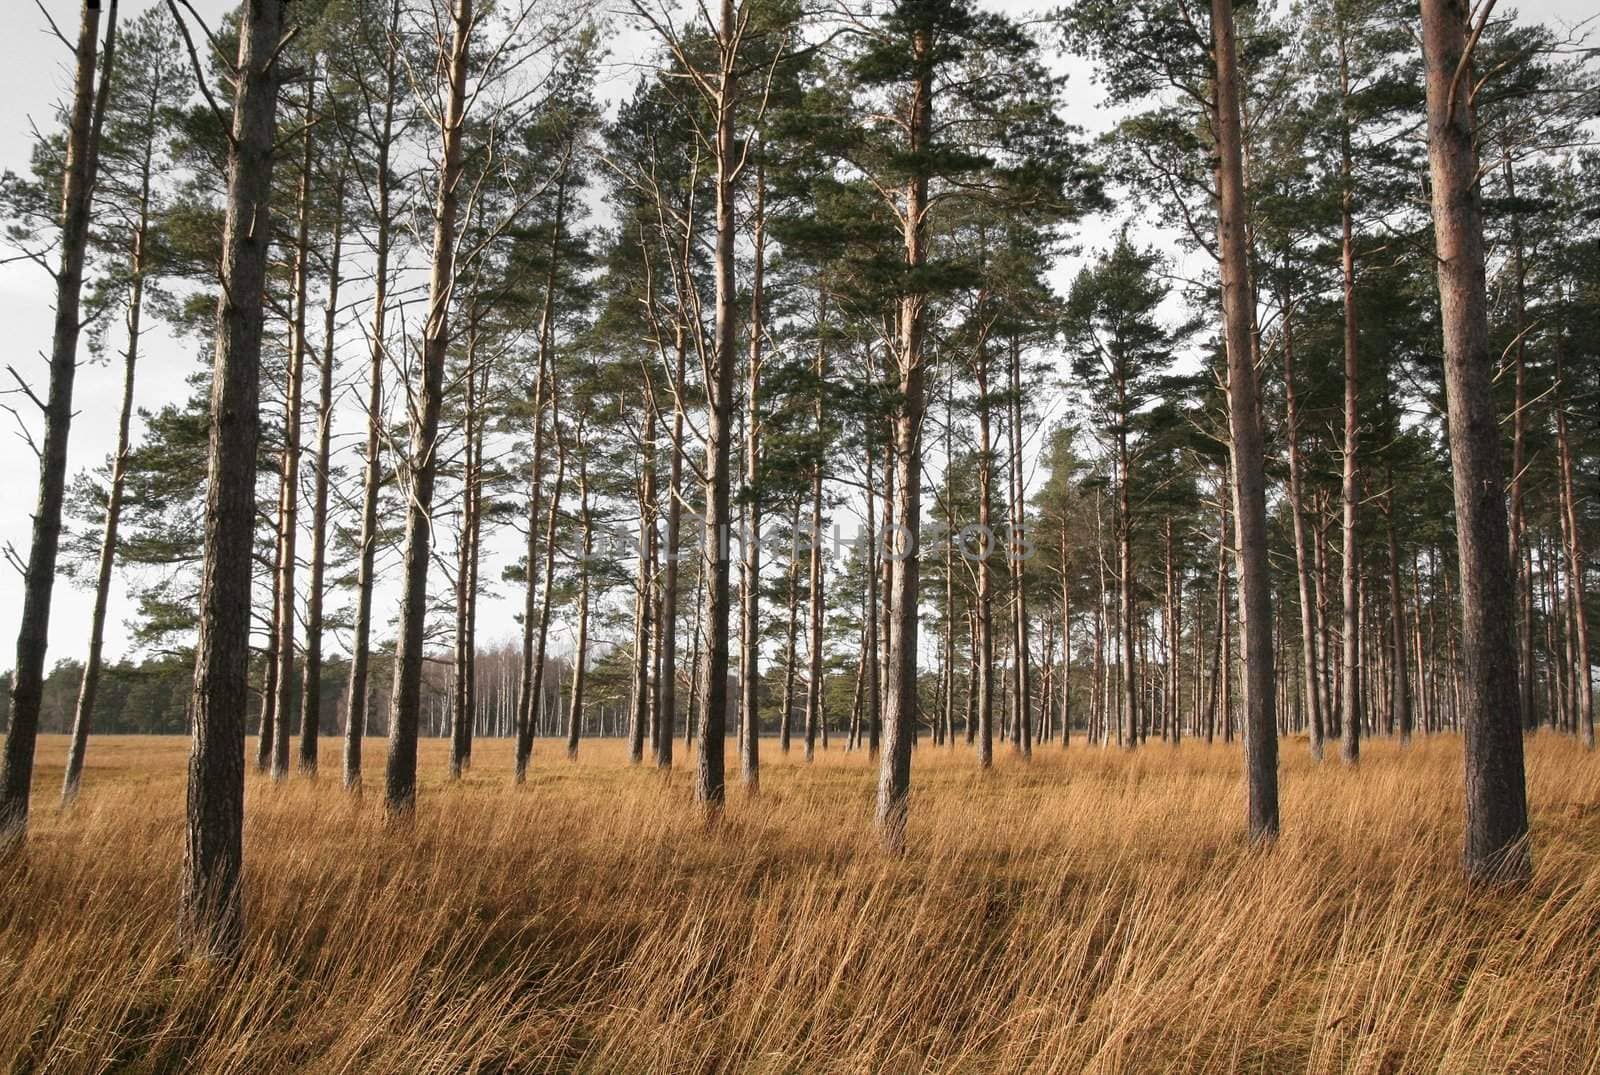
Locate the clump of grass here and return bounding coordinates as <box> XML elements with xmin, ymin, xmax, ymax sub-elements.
<box><xmin>3</xmin><ymin>734</ymin><xmax>1599</xmax><ymax>1072</ymax></box>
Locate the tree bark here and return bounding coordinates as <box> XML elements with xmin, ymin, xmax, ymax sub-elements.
<box><xmin>1418</xmin><ymin>0</ymin><xmax>1530</xmax><ymax>882</ymax></box>
<box><xmin>177</xmin><ymin>0</ymin><xmax>287</xmax><ymax>958</ymax></box>
<box><xmin>1210</xmin><ymin>0</ymin><xmax>1279</xmax><ymax>841</ymax></box>
<box><xmin>1</xmin><ymin>0</ymin><xmax>115</xmax><ymax>841</ymax></box>
<box><xmin>386</xmin><ymin>0</ymin><xmax>472</xmax><ymax>817</ymax></box>
<box><xmin>876</xmin><ymin>29</ymin><xmax>932</xmax><ymax>853</ymax></box>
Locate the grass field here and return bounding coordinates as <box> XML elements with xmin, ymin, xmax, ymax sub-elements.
<box><xmin>3</xmin><ymin>733</ymin><xmax>1599</xmax><ymax>1073</ymax></box>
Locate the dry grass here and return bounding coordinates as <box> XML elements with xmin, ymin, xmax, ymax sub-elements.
<box><xmin>3</xmin><ymin>732</ymin><xmax>1599</xmax><ymax>1073</ymax></box>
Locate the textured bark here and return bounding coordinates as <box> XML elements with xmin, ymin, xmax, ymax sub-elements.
<box><xmin>1</xmin><ymin>0</ymin><xmax>114</xmax><ymax>842</ymax></box>
<box><xmin>386</xmin><ymin>0</ymin><xmax>472</xmax><ymax>817</ymax></box>
<box><xmin>875</xmin><ymin>30</ymin><xmax>931</xmax><ymax>853</ymax></box>
<box><xmin>1211</xmin><ymin>0</ymin><xmax>1279</xmax><ymax>840</ymax></box>
<box><xmin>693</xmin><ymin>0</ymin><xmax>739</xmax><ymax>812</ymax></box>
<box><xmin>1419</xmin><ymin>0</ymin><xmax>1530</xmax><ymax>882</ymax></box>
<box><xmin>178</xmin><ymin>0</ymin><xmax>286</xmax><ymax>957</ymax></box>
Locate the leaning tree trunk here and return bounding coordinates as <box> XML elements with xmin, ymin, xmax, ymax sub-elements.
<box><xmin>1419</xmin><ymin>0</ymin><xmax>1530</xmax><ymax>882</ymax></box>
<box><xmin>1</xmin><ymin>0</ymin><xmax>114</xmax><ymax>842</ymax></box>
<box><xmin>1211</xmin><ymin>0</ymin><xmax>1279</xmax><ymax>841</ymax></box>
<box><xmin>178</xmin><ymin>0</ymin><xmax>287</xmax><ymax>958</ymax></box>
<box><xmin>64</xmin><ymin>87</ymin><xmax>147</xmax><ymax>805</ymax></box>
<box><xmin>386</xmin><ymin>0</ymin><xmax>471</xmax><ymax>817</ymax></box>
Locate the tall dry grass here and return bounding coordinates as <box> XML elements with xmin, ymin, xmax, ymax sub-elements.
<box><xmin>2</xmin><ymin>732</ymin><xmax>1599</xmax><ymax>1073</ymax></box>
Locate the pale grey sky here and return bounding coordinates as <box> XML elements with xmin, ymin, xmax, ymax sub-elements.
<box><xmin>0</xmin><ymin>0</ymin><xmax>1591</xmax><ymax>677</ymax></box>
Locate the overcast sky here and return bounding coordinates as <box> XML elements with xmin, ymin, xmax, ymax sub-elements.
<box><xmin>0</xmin><ymin>0</ymin><xmax>1591</xmax><ymax>677</ymax></box>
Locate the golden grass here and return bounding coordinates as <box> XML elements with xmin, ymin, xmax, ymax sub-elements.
<box><xmin>3</xmin><ymin>732</ymin><xmax>1599</xmax><ymax>1073</ymax></box>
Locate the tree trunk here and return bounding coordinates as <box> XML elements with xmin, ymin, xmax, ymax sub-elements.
<box><xmin>1332</xmin><ymin>24</ymin><xmax>1363</xmax><ymax>769</ymax></box>
<box><xmin>974</xmin><ymin>350</ymin><xmax>996</xmax><ymax>768</ymax></box>
<box><xmin>386</xmin><ymin>0</ymin><xmax>471</xmax><ymax>816</ymax></box>
<box><xmin>876</xmin><ymin>32</ymin><xmax>931</xmax><ymax>852</ymax></box>
<box><xmin>1212</xmin><ymin>0</ymin><xmax>1279</xmax><ymax>839</ymax></box>
<box><xmin>178</xmin><ymin>0</ymin><xmax>286</xmax><ymax>958</ymax></box>
<box><xmin>738</xmin><ymin>161</ymin><xmax>765</xmax><ymax>791</ymax></box>
<box><xmin>299</xmin><ymin>168</ymin><xmax>344</xmax><ymax>778</ymax></box>
<box><xmin>270</xmin><ymin>80</ymin><xmax>316</xmax><ymax>781</ymax></box>
<box><xmin>630</xmin><ymin>396</ymin><xmax>656</xmax><ymax>764</ymax></box>
<box><xmin>64</xmin><ymin>85</ymin><xmax>145</xmax><ymax>804</ymax></box>
<box><xmin>567</xmin><ymin>434</ymin><xmax>593</xmax><ymax>760</ymax></box>
<box><xmin>1008</xmin><ymin>335</ymin><xmax>1031</xmax><ymax>758</ymax></box>
<box><xmin>1281</xmin><ymin>287</ymin><xmax>1324</xmax><ymax>760</ymax></box>
<box><xmin>802</xmin><ymin>318</ymin><xmax>828</xmax><ymax>762</ymax></box>
<box><xmin>342</xmin><ymin>0</ymin><xmax>400</xmax><ymax>791</ymax></box>
<box><xmin>1</xmin><ymin>0</ymin><xmax>115</xmax><ymax>841</ymax></box>
<box><xmin>1553</xmin><ymin>328</ymin><xmax>1593</xmax><ymax>747</ymax></box>
<box><xmin>1419</xmin><ymin>0</ymin><xmax>1530</xmax><ymax>882</ymax></box>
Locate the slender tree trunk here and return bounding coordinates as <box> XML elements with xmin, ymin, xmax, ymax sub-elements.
<box><xmin>386</xmin><ymin>0</ymin><xmax>472</xmax><ymax>816</ymax></box>
<box><xmin>1282</xmin><ymin>288</ymin><xmax>1324</xmax><ymax>760</ymax></box>
<box><xmin>1419</xmin><ymin>0</ymin><xmax>1530</xmax><ymax>882</ymax></box>
<box><xmin>64</xmin><ymin>104</ymin><xmax>147</xmax><ymax>804</ymax></box>
<box><xmin>656</xmin><ymin>329</ymin><xmax>687</xmax><ymax>769</ymax></box>
<box><xmin>271</xmin><ymin>81</ymin><xmax>317</xmax><ymax>780</ymax></box>
<box><xmin>877</xmin><ymin>34</ymin><xmax>931</xmax><ymax>852</ymax></box>
<box><xmin>343</xmin><ymin>0</ymin><xmax>400</xmax><ymax>791</ymax></box>
<box><xmin>299</xmin><ymin>170</ymin><xmax>344</xmax><ymax>778</ymax></box>
<box><xmin>1335</xmin><ymin>26</ymin><xmax>1362</xmax><ymax>767</ymax></box>
<box><xmin>1008</xmin><ymin>336</ymin><xmax>1031</xmax><ymax>758</ymax></box>
<box><xmin>1211</xmin><ymin>0</ymin><xmax>1279</xmax><ymax>838</ymax></box>
<box><xmin>1386</xmin><ymin>487</ymin><xmax>1413</xmax><ymax>744</ymax></box>
<box><xmin>567</xmin><ymin>435</ymin><xmax>593</xmax><ymax>760</ymax></box>
<box><xmin>451</xmin><ymin>314</ymin><xmax>482</xmax><ymax>779</ymax></box>
<box><xmin>802</xmin><ymin>317</ymin><xmax>828</xmax><ymax>762</ymax></box>
<box><xmin>1502</xmin><ymin>154</ymin><xmax>1536</xmax><ymax>732</ymax></box>
<box><xmin>738</xmin><ymin>161</ymin><xmax>765</xmax><ymax>791</ymax></box>
<box><xmin>1553</xmin><ymin>329</ymin><xmax>1593</xmax><ymax>747</ymax></box>
<box><xmin>1</xmin><ymin>0</ymin><xmax>116</xmax><ymax>840</ymax></box>
<box><xmin>178</xmin><ymin>0</ymin><xmax>285</xmax><ymax>957</ymax></box>
<box><xmin>630</xmin><ymin>398</ymin><xmax>656</xmax><ymax>764</ymax></box>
